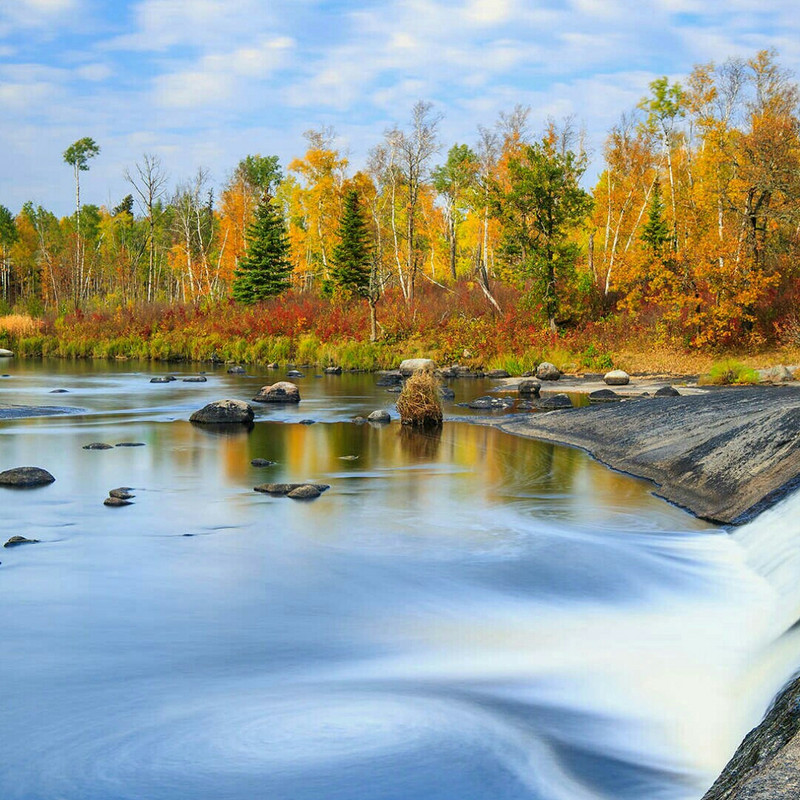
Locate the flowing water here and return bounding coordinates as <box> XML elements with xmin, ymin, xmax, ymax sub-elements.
<box><xmin>1</xmin><ymin>360</ymin><xmax>799</xmax><ymax>800</ymax></box>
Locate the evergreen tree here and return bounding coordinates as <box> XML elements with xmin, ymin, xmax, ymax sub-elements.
<box><xmin>330</xmin><ymin>190</ymin><xmax>372</xmax><ymax>296</ymax></box>
<box><xmin>232</xmin><ymin>193</ymin><xmax>291</xmax><ymax>302</ymax></box>
<box><xmin>641</xmin><ymin>178</ymin><xmax>671</xmax><ymax>255</ymax></box>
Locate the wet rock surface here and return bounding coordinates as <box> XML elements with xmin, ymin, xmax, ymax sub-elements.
<box><xmin>190</xmin><ymin>399</ymin><xmax>255</xmax><ymax>424</ymax></box>
<box><xmin>252</xmin><ymin>381</ymin><xmax>301</xmax><ymax>404</ymax></box>
<box><xmin>0</xmin><ymin>467</ymin><xmax>56</xmax><ymax>487</ymax></box>
<box><xmin>4</xmin><ymin>536</ymin><xmax>39</xmax><ymax>547</ymax></box>
<box><xmin>254</xmin><ymin>483</ymin><xmax>330</xmax><ymax>496</ymax></box>
<box><xmin>498</xmin><ymin>386</ymin><xmax>800</xmax><ymax>524</ymax></box>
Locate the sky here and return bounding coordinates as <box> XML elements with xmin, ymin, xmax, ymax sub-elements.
<box><xmin>1</xmin><ymin>0</ymin><xmax>797</xmax><ymax>217</ymax></box>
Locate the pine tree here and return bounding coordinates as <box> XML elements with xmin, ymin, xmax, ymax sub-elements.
<box><xmin>232</xmin><ymin>193</ymin><xmax>291</xmax><ymax>302</ymax></box>
<box><xmin>330</xmin><ymin>190</ymin><xmax>372</xmax><ymax>296</ymax></box>
<box><xmin>641</xmin><ymin>178</ymin><xmax>671</xmax><ymax>255</ymax></box>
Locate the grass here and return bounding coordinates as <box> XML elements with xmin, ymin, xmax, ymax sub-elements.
<box><xmin>698</xmin><ymin>359</ymin><xmax>761</xmax><ymax>386</ymax></box>
<box><xmin>396</xmin><ymin>369</ymin><xmax>443</xmax><ymax>428</ymax></box>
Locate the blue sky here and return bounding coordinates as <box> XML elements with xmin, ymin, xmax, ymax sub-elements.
<box><xmin>1</xmin><ymin>0</ymin><xmax>797</xmax><ymax>217</ymax></box>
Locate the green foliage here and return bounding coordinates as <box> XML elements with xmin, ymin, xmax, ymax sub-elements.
<box><xmin>699</xmin><ymin>359</ymin><xmax>760</xmax><ymax>385</ymax></box>
<box><xmin>236</xmin><ymin>154</ymin><xmax>283</xmax><ymax>194</ymax></box>
<box><xmin>62</xmin><ymin>137</ymin><xmax>100</xmax><ymax>172</ymax></box>
<box><xmin>331</xmin><ymin>190</ymin><xmax>372</xmax><ymax>296</ymax></box>
<box><xmin>641</xmin><ymin>179</ymin><xmax>671</xmax><ymax>254</ymax></box>
<box><xmin>232</xmin><ymin>194</ymin><xmax>292</xmax><ymax>302</ymax></box>
<box><xmin>580</xmin><ymin>343</ymin><xmax>614</xmax><ymax>370</ymax></box>
<box><xmin>494</xmin><ymin>138</ymin><xmax>592</xmax><ymax>328</ymax></box>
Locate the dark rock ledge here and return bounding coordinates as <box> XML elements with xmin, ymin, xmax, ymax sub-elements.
<box><xmin>493</xmin><ymin>387</ymin><xmax>800</xmax><ymax>525</ymax></box>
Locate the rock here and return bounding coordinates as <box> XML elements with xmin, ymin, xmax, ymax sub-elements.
<box><xmin>109</xmin><ymin>487</ymin><xmax>135</xmax><ymax>500</ymax></box>
<box><xmin>604</xmin><ymin>369</ymin><xmax>630</xmax><ymax>386</ymax></box>
<box><xmin>115</xmin><ymin>442</ymin><xmax>146</xmax><ymax>447</ymax></box>
<box><xmin>182</xmin><ymin>376</ymin><xmax>207</xmax><ymax>382</ymax></box>
<box><xmin>376</xmin><ymin>371</ymin><xmax>403</xmax><ymax>386</ymax></box>
<box><xmin>654</xmin><ymin>385</ymin><xmax>681</xmax><ymax>397</ymax></box>
<box><xmin>465</xmin><ymin>396</ymin><xmax>514</xmax><ymax>411</ymax></box>
<box><xmin>287</xmin><ymin>484</ymin><xmax>322</xmax><ymax>499</ymax></box>
<box><xmin>522</xmin><ymin>371</ymin><xmax>536</xmax><ymax>377</ymax></box>
<box><xmin>0</xmin><ymin>349</ymin><xmax>13</xmax><ymax>357</ymax></box>
<box><xmin>267</xmin><ymin>362</ymin><xmax>279</xmax><ymax>369</ymax></box>
<box><xmin>367</xmin><ymin>409</ymin><xmax>391</xmax><ymax>423</ymax></box>
<box><xmin>82</xmin><ymin>442</ymin><xmax>113</xmax><ymax>450</ymax></box>
<box><xmin>485</xmin><ymin>369</ymin><xmax>511</xmax><ymax>378</ymax></box>
<box><xmin>227</xmin><ymin>365</ymin><xmax>246</xmax><ymax>374</ymax></box>
<box><xmin>252</xmin><ymin>381</ymin><xmax>300</xmax><ymax>404</ymax></box>
<box><xmin>287</xmin><ymin>370</ymin><xmax>304</xmax><ymax>378</ymax></box>
<box><xmin>251</xmin><ymin>458</ymin><xmax>275</xmax><ymax>467</ymax></box>
<box><xmin>439</xmin><ymin>386</ymin><xmax>455</xmax><ymax>400</ymax></box>
<box><xmin>324</xmin><ymin>366</ymin><xmax>342</xmax><ymax>374</ymax></box>
<box><xmin>537</xmin><ymin>393</ymin><xmax>573</xmax><ymax>410</ymax></box>
<box><xmin>352</xmin><ymin>416</ymin><xmax>367</xmax><ymax>425</ymax></box>
<box><xmin>50</xmin><ymin>389</ymin><xmax>68</xmax><ymax>393</ymax></box>
<box><xmin>150</xmin><ymin>376</ymin><xmax>175</xmax><ymax>383</ymax></box>
<box><xmin>398</xmin><ymin>358</ymin><xmax>436</xmax><ymax>376</ymax></box>
<box><xmin>339</xmin><ymin>455</ymin><xmax>359</xmax><ymax>461</ymax></box>
<box><xmin>762</xmin><ymin>365</ymin><xmax>794</xmax><ymax>383</ymax></box>
<box><xmin>189</xmin><ymin>399</ymin><xmax>255</xmax><ymax>424</ymax></box>
<box><xmin>0</xmin><ymin>467</ymin><xmax>56</xmax><ymax>487</ymax></box>
<box><xmin>4</xmin><ymin>536</ymin><xmax>39</xmax><ymax>547</ymax></box>
<box><xmin>254</xmin><ymin>483</ymin><xmax>330</xmax><ymax>495</ymax></box>
<box><xmin>518</xmin><ymin>379</ymin><xmax>542</xmax><ymax>397</ymax></box>
<box><xmin>589</xmin><ymin>388</ymin><xmax>621</xmax><ymax>403</ymax></box>
<box><xmin>386</xmin><ymin>385</ymin><xmax>403</xmax><ymax>394</ymax></box>
<box><xmin>536</xmin><ymin>362</ymin><xmax>561</xmax><ymax>381</ymax></box>
<box><xmin>104</xmin><ymin>496</ymin><xmax>132</xmax><ymax>507</ymax></box>
<box><xmin>298</xmin><ymin>419</ymin><xmax>315</xmax><ymax>425</ymax></box>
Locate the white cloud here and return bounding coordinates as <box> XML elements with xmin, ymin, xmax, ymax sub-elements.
<box><xmin>76</xmin><ymin>63</ymin><xmax>113</xmax><ymax>82</ymax></box>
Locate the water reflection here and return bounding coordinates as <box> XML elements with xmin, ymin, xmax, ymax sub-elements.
<box><xmin>0</xmin><ymin>361</ymin><xmax>798</xmax><ymax>800</ymax></box>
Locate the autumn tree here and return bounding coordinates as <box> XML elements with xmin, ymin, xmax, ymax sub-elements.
<box><xmin>494</xmin><ymin>137</ymin><xmax>592</xmax><ymax>330</ymax></box>
<box><xmin>232</xmin><ymin>194</ymin><xmax>291</xmax><ymax>302</ymax></box>
<box><xmin>432</xmin><ymin>144</ymin><xmax>478</xmax><ymax>280</ymax></box>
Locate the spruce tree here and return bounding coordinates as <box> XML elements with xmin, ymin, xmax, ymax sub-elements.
<box><xmin>233</xmin><ymin>193</ymin><xmax>291</xmax><ymax>302</ymax></box>
<box><xmin>641</xmin><ymin>178</ymin><xmax>671</xmax><ymax>255</ymax></box>
<box><xmin>331</xmin><ymin>190</ymin><xmax>372</xmax><ymax>297</ymax></box>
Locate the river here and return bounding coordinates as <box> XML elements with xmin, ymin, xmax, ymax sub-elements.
<box><xmin>1</xmin><ymin>360</ymin><xmax>798</xmax><ymax>800</ymax></box>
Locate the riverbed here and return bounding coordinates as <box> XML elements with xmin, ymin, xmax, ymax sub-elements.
<box><xmin>1</xmin><ymin>360</ymin><xmax>798</xmax><ymax>800</ymax></box>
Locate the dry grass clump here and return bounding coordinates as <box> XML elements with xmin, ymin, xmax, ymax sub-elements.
<box><xmin>396</xmin><ymin>370</ymin><xmax>443</xmax><ymax>428</ymax></box>
<box><xmin>0</xmin><ymin>314</ymin><xmax>43</xmax><ymax>337</ymax></box>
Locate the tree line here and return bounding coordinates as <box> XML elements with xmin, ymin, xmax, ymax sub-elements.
<box><xmin>1</xmin><ymin>49</ymin><xmax>799</xmax><ymax>348</ymax></box>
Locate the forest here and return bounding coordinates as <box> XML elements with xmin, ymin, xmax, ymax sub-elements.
<box><xmin>1</xmin><ymin>50</ymin><xmax>799</xmax><ymax>372</ymax></box>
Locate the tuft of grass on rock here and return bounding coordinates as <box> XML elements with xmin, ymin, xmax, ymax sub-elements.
<box><xmin>698</xmin><ymin>359</ymin><xmax>760</xmax><ymax>386</ymax></box>
<box><xmin>396</xmin><ymin>369</ymin><xmax>443</xmax><ymax>428</ymax></box>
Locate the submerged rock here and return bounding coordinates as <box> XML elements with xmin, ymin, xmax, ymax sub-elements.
<box><xmin>298</xmin><ymin>419</ymin><xmax>315</xmax><ymax>425</ymax></box>
<box><xmin>50</xmin><ymin>389</ymin><xmax>69</xmax><ymax>393</ymax></box>
<box><xmin>252</xmin><ymin>381</ymin><xmax>300</xmax><ymax>404</ymax></box>
<box><xmin>250</xmin><ymin>458</ymin><xmax>275</xmax><ymax>467</ymax></box>
<box><xmin>4</xmin><ymin>536</ymin><xmax>39</xmax><ymax>547</ymax></box>
<box><xmin>287</xmin><ymin>370</ymin><xmax>305</xmax><ymax>378</ymax></box>
<box><xmin>439</xmin><ymin>386</ymin><xmax>455</xmax><ymax>400</ymax></box>
<box><xmin>465</xmin><ymin>396</ymin><xmax>514</xmax><ymax>411</ymax></box>
<box><xmin>0</xmin><ymin>467</ymin><xmax>56</xmax><ymax>487</ymax></box>
<box><xmin>376</xmin><ymin>371</ymin><xmax>403</xmax><ymax>386</ymax></box>
<box><xmin>115</xmin><ymin>442</ymin><xmax>146</xmax><ymax>447</ymax></box>
<box><xmin>82</xmin><ymin>442</ymin><xmax>113</xmax><ymax>450</ymax></box>
<box><xmin>190</xmin><ymin>399</ymin><xmax>255</xmax><ymax>424</ymax></box>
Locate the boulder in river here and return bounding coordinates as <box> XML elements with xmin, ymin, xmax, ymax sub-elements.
<box><xmin>465</xmin><ymin>396</ymin><xmax>514</xmax><ymax>411</ymax></box>
<box><xmin>287</xmin><ymin>484</ymin><xmax>322</xmax><ymax>499</ymax></box>
<box><xmin>0</xmin><ymin>467</ymin><xmax>56</xmax><ymax>487</ymax></box>
<box><xmin>254</xmin><ymin>483</ymin><xmax>330</xmax><ymax>495</ymax></box>
<box><xmin>190</xmin><ymin>399</ymin><xmax>255</xmax><ymax>424</ymax></box>
<box><xmin>398</xmin><ymin>358</ymin><xmax>436</xmax><ymax>376</ymax></box>
<box><xmin>83</xmin><ymin>442</ymin><xmax>113</xmax><ymax>450</ymax></box>
<box><xmin>252</xmin><ymin>381</ymin><xmax>300</xmax><ymax>404</ymax></box>
<box><xmin>537</xmin><ymin>393</ymin><xmax>573</xmax><ymax>410</ymax></box>
<box><xmin>251</xmin><ymin>458</ymin><xmax>275</xmax><ymax>467</ymax></box>
<box><xmin>654</xmin><ymin>385</ymin><xmax>681</xmax><ymax>397</ymax></box>
<box><xmin>0</xmin><ymin>349</ymin><xmax>13</xmax><ymax>357</ymax></box>
<box><xmin>182</xmin><ymin>376</ymin><xmax>207</xmax><ymax>382</ymax></box>
<box><xmin>298</xmin><ymin>419</ymin><xmax>315</xmax><ymax>425</ymax></box>
<box><xmin>50</xmin><ymin>389</ymin><xmax>69</xmax><ymax>393</ymax></box>
<box><xmin>115</xmin><ymin>442</ymin><xmax>146</xmax><ymax>447</ymax></box>
<box><xmin>367</xmin><ymin>409</ymin><xmax>391</xmax><ymax>423</ymax></box>
<box><xmin>150</xmin><ymin>376</ymin><xmax>175</xmax><ymax>383</ymax></box>
<box><xmin>518</xmin><ymin>379</ymin><xmax>541</xmax><ymax>397</ymax></box>
<box><xmin>439</xmin><ymin>386</ymin><xmax>455</xmax><ymax>400</ymax></box>
<box><xmin>589</xmin><ymin>388</ymin><xmax>621</xmax><ymax>403</ymax></box>
<box><xmin>104</xmin><ymin>496</ymin><xmax>132</xmax><ymax>507</ymax></box>
<box><xmin>109</xmin><ymin>487</ymin><xmax>135</xmax><ymax>500</ymax></box>
<box><xmin>227</xmin><ymin>365</ymin><xmax>246</xmax><ymax>374</ymax></box>
<box><xmin>376</xmin><ymin>371</ymin><xmax>403</xmax><ymax>386</ymax></box>
<box><xmin>4</xmin><ymin>536</ymin><xmax>39</xmax><ymax>547</ymax></box>
<box><xmin>287</xmin><ymin>370</ymin><xmax>304</xmax><ymax>378</ymax></box>
<box><xmin>604</xmin><ymin>369</ymin><xmax>630</xmax><ymax>386</ymax></box>
<box><xmin>324</xmin><ymin>366</ymin><xmax>343</xmax><ymax>374</ymax></box>
<box><xmin>536</xmin><ymin>362</ymin><xmax>561</xmax><ymax>381</ymax></box>
<box><xmin>485</xmin><ymin>369</ymin><xmax>511</xmax><ymax>378</ymax></box>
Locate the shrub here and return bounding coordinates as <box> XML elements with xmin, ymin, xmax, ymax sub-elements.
<box><xmin>396</xmin><ymin>369</ymin><xmax>443</xmax><ymax>428</ymax></box>
<box><xmin>698</xmin><ymin>359</ymin><xmax>760</xmax><ymax>386</ymax></box>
